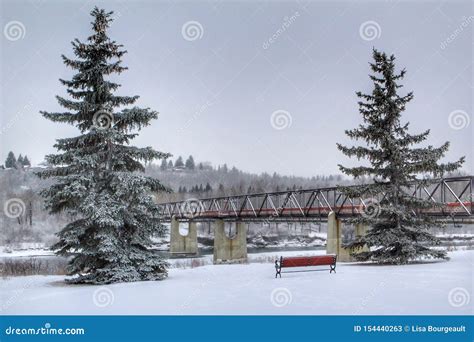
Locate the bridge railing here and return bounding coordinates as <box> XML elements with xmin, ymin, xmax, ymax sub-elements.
<box><xmin>156</xmin><ymin>176</ymin><xmax>473</xmax><ymax>222</ymax></box>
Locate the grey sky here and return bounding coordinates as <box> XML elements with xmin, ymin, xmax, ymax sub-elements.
<box><xmin>1</xmin><ymin>0</ymin><xmax>472</xmax><ymax>177</ymax></box>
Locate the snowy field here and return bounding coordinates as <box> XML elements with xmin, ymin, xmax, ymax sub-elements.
<box><xmin>1</xmin><ymin>250</ymin><xmax>472</xmax><ymax>315</ymax></box>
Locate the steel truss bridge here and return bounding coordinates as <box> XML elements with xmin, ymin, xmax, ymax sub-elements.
<box><xmin>157</xmin><ymin>176</ymin><xmax>474</xmax><ymax>224</ymax></box>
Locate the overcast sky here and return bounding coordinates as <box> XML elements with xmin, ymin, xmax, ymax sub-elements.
<box><xmin>1</xmin><ymin>0</ymin><xmax>472</xmax><ymax>177</ymax></box>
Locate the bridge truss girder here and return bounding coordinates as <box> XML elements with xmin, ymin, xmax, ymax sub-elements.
<box><xmin>157</xmin><ymin>176</ymin><xmax>473</xmax><ymax>223</ymax></box>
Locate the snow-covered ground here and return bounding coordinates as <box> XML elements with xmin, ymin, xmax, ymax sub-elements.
<box><xmin>0</xmin><ymin>248</ymin><xmax>53</xmax><ymax>258</ymax></box>
<box><xmin>1</xmin><ymin>250</ymin><xmax>472</xmax><ymax>315</ymax></box>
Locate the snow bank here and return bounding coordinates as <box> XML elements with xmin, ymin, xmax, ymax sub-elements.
<box><xmin>1</xmin><ymin>250</ymin><xmax>472</xmax><ymax>315</ymax></box>
<box><xmin>0</xmin><ymin>247</ymin><xmax>53</xmax><ymax>258</ymax></box>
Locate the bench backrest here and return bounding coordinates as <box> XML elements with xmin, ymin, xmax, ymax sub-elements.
<box><xmin>280</xmin><ymin>255</ymin><xmax>336</xmax><ymax>268</ymax></box>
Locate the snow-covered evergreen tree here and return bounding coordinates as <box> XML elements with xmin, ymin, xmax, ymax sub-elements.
<box><xmin>22</xmin><ymin>155</ymin><xmax>31</xmax><ymax>167</ymax></box>
<box><xmin>160</xmin><ymin>159</ymin><xmax>168</xmax><ymax>170</ymax></box>
<box><xmin>185</xmin><ymin>155</ymin><xmax>195</xmax><ymax>170</ymax></box>
<box><xmin>17</xmin><ymin>154</ymin><xmax>24</xmax><ymax>166</ymax></box>
<box><xmin>5</xmin><ymin>151</ymin><xmax>16</xmax><ymax>168</ymax></box>
<box><xmin>337</xmin><ymin>49</ymin><xmax>464</xmax><ymax>264</ymax></box>
<box><xmin>38</xmin><ymin>7</ymin><xmax>171</xmax><ymax>284</ymax></box>
<box><xmin>174</xmin><ymin>156</ymin><xmax>184</xmax><ymax>168</ymax></box>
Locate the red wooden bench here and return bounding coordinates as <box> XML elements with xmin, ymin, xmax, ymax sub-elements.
<box><xmin>274</xmin><ymin>254</ymin><xmax>337</xmax><ymax>278</ymax></box>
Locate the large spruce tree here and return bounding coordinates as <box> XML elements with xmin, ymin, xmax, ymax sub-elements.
<box><xmin>337</xmin><ymin>49</ymin><xmax>464</xmax><ymax>264</ymax></box>
<box><xmin>38</xmin><ymin>7</ymin><xmax>170</xmax><ymax>284</ymax></box>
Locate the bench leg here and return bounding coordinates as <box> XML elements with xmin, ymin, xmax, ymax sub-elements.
<box><xmin>275</xmin><ymin>260</ymin><xmax>282</xmax><ymax>278</ymax></box>
<box><xmin>330</xmin><ymin>264</ymin><xmax>336</xmax><ymax>274</ymax></box>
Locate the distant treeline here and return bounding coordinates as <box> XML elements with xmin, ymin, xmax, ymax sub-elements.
<box><xmin>1</xmin><ymin>156</ymin><xmax>469</xmax><ymax>248</ymax></box>
<box><xmin>148</xmin><ymin>156</ymin><xmax>358</xmax><ymax>202</ymax></box>
<box><xmin>3</xmin><ymin>151</ymin><xmax>31</xmax><ymax>169</ymax></box>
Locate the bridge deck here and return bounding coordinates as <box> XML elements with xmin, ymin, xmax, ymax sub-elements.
<box><xmin>156</xmin><ymin>176</ymin><xmax>473</xmax><ymax>223</ymax></box>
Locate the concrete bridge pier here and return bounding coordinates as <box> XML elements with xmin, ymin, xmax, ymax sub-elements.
<box><xmin>354</xmin><ymin>222</ymin><xmax>370</xmax><ymax>254</ymax></box>
<box><xmin>327</xmin><ymin>211</ymin><xmax>369</xmax><ymax>262</ymax></box>
<box><xmin>327</xmin><ymin>211</ymin><xmax>343</xmax><ymax>257</ymax></box>
<box><xmin>213</xmin><ymin>220</ymin><xmax>248</xmax><ymax>264</ymax></box>
<box><xmin>169</xmin><ymin>216</ymin><xmax>198</xmax><ymax>255</ymax></box>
